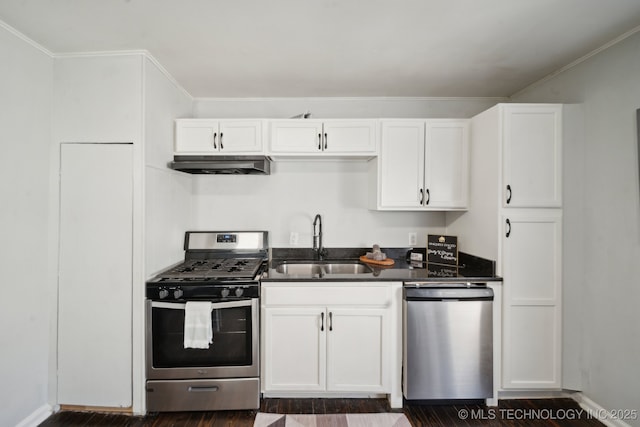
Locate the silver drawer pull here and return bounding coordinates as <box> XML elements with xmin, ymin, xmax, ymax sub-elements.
<box><xmin>188</xmin><ymin>386</ymin><xmax>219</xmax><ymax>392</ymax></box>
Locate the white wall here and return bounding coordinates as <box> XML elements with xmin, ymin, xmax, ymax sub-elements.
<box><xmin>144</xmin><ymin>56</ymin><xmax>193</xmax><ymax>276</ymax></box>
<box><xmin>52</xmin><ymin>54</ymin><xmax>143</xmax><ymax>143</ymax></box>
<box><xmin>192</xmin><ymin>97</ymin><xmax>501</xmax><ymax>248</ymax></box>
<box><xmin>49</xmin><ymin>53</ymin><xmax>195</xmax><ymax>415</ymax></box>
<box><xmin>142</xmin><ymin>56</ymin><xmax>193</xmax><ymax>413</ymax></box>
<box><xmin>194</xmin><ymin>97</ymin><xmax>503</xmax><ymax>119</ymax></box>
<box><xmin>51</xmin><ymin>53</ymin><xmax>145</xmax><ymax>413</ymax></box>
<box><xmin>0</xmin><ymin>22</ymin><xmax>53</xmax><ymax>427</ymax></box>
<box><xmin>513</xmin><ymin>32</ymin><xmax>640</xmax><ymax>424</ymax></box>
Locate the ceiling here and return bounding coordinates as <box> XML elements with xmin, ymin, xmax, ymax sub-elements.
<box><xmin>2</xmin><ymin>0</ymin><xmax>640</xmax><ymax>98</ymax></box>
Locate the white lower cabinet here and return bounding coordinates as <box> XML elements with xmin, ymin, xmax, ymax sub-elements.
<box><xmin>263</xmin><ymin>307</ymin><xmax>326</xmax><ymax>391</ymax></box>
<box><xmin>501</xmin><ymin>211</ymin><xmax>562</xmax><ymax>389</ymax></box>
<box><xmin>261</xmin><ymin>283</ymin><xmax>401</xmax><ymax>404</ymax></box>
<box><xmin>327</xmin><ymin>308</ymin><xmax>388</xmax><ymax>392</ymax></box>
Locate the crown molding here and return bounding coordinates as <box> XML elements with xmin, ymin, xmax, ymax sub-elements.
<box><xmin>0</xmin><ymin>18</ymin><xmax>53</xmax><ymax>56</ymax></box>
<box><xmin>193</xmin><ymin>96</ymin><xmax>509</xmax><ymax>102</ymax></box>
<box><xmin>511</xmin><ymin>23</ymin><xmax>640</xmax><ymax>99</ymax></box>
<box><xmin>52</xmin><ymin>49</ymin><xmax>149</xmax><ymax>58</ymax></box>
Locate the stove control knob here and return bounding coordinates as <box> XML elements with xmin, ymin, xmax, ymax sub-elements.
<box><xmin>221</xmin><ymin>288</ymin><xmax>230</xmax><ymax>298</ymax></box>
<box><xmin>235</xmin><ymin>288</ymin><xmax>244</xmax><ymax>297</ymax></box>
<box><xmin>173</xmin><ymin>288</ymin><xmax>183</xmax><ymax>299</ymax></box>
<box><xmin>158</xmin><ymin>288</ymin><xmax>169</xmax><ymax>299</ymax></box>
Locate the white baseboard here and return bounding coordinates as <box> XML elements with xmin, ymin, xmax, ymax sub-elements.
<box><xmin>491</xmin><ymin>390</ymin><xmax>635</xmax><ymax>427</ymax></box>
<box><xmin>572</xmin><ymin>393</ymin><xmax>634</xmax><ymax>427</ymax></box>
<box><xmin>497</xmin><ymin>389</ymin><xmax>569</xmax><ymax>399</ymax></box>
<box><xmin>15</xmin><ymin>404</ymin><xmax>54</xmax><ymax>427</ymax></box>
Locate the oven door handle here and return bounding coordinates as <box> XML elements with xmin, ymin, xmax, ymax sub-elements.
<box><xmin>150</xmin><ymin>300</ymin><xmax>253</xmax><ymax>310</ymax></box>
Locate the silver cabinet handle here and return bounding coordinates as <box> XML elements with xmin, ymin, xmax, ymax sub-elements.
<box><xmin>320</xmin><ymin>312</ymin><xmax>325</xmax><ymax>331</ymax></box>
<box><xmin>329</xmin><ymin>312</ymin><xmax>333</xmax><ymax>331</ymax></box>
<box><xmin>213</xmin><ymin>132</ymin><xmax>218</xmax><ymax>149</ymax></box>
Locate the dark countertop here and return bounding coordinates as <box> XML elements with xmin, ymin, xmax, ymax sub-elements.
<box><xmin>261</xmin><ymin>247</ymin><xmax>502</xmax><ymax>283</ymax></box>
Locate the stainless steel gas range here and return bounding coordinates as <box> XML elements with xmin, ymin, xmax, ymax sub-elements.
<box><xmin>145</xmin><ymin>231</ymin><xmax>268</xmax><ymax>412</ymax></box>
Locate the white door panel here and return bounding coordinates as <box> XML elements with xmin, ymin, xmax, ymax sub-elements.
<box><xmin>58</xmin><ymin>143</ymin><xmax>133</xmax><ymax>407</ymax></box>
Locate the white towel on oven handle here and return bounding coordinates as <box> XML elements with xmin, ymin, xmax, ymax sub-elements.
<box><xmin>183</xmin><ymin>301</ymin><xmax>213</xmax><ymax>349</ymax></box>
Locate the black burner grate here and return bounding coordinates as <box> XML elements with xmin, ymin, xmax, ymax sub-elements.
<box><xmin>159</xmin><ymin>257</ymin><xmax>263</xmax><ymax>279</ymax></box>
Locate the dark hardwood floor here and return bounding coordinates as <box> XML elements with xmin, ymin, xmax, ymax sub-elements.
<box><xmin>39</xmin><ymin>398</ymin><xmax>604</xmax><ymax>426</ymax></box>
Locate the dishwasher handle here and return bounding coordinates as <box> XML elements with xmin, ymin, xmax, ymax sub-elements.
<box><xmin>406</xmin><ymin>296</ymin><xmax>494</xmax><ymax>302</ymax></box>
<box><xmin>404</xmin><ymin>287</ymin><xmax>493</xmax><ymax>301</ymax></box>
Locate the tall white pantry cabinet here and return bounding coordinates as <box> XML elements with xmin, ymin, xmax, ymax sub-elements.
<box><xmin>447</xmin><ymin>104</ymin><xmax>563</xmax><ymax>391</ymax></box>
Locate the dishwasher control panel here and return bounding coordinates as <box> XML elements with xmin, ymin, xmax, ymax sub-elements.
<box><xmin>404</xmin><ymin>286</ymin><xmax>493</xmax><ymax>300</ymax></box>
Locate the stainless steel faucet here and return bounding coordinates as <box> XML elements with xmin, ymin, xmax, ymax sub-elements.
<box><xmin>312</xmin><ymin>214</ymin><xmax>327</xmax><ymax>259</ymax></box>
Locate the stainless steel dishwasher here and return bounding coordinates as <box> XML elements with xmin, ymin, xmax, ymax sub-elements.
<box><xmin>403</xmin><ymin>283</ymin><xmax>493</xmax><ymax>401</ymax></box>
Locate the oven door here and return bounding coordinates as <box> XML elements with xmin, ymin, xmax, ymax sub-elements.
<box><xmin>146</xmin><ymin>298</ymin><xmax>259</xmax><ymax>380</ymax></box>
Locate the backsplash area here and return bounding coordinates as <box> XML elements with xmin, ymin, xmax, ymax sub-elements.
<box><xmin>191</xmin><ymin>161</ymin><xmax>446</xmax><ymax>247</ymax></box>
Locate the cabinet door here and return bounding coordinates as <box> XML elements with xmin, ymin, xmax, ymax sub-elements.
<box><xmin>424</xmin><ymin>120</ymin><xmax>469</xmax><ymax>209</ymax></box>
<box><xmin>502</xmin><ymin>105</ymin><xmax>562</xmax><ymax>207</ymax></box>
<box><xmin>218</xmin><ymin>120</ymin><xmax>264</xmax><ymax>153</ymax></box>
<box><xmin>323</xmin><ymin>120</ymin><xmax>376</xmax><ymax>154</ymax></box>
<box><xmin>379</xmin><ymin>120</ymin><xmax>425</xmax><ymax>208</ymax></box>
<box><xmin>326</xmin><ymin>308</ymin><xmax>388</xmax><ymax>392</ymax></box>
<box><xmin>262</xmin><ymin>307</ymin><xmax>326</xmax><ymax>391</ymax></box>
<box><xmin>175</xmin><ymin>119</ymin><xmax>219</xmax><ymax>153</ymax></box>
<box><xmin>269</xmin><ymin>120</ymin><xmax>324</xmax><ymax>153</ymax></box>
<box><xmin>501</xmin><ymin>211</ymin><xmax>562</xmax><ymax>389</ymax></box>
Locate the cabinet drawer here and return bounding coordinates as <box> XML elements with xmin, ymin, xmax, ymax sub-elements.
<box><xmin>146</xmin><ymin>378</ymin><xmax>259</xmax><ymax>412</ymax></box>
<box><xmin>262</xmin><ymin>284</ymin><xmax>392</xmax><ymax>306</ymax></box>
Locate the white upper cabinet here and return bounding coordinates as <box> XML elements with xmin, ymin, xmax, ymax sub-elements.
<box><xmin>269</xmin><ymin>120</ymin><xmax>324</xmax><ymax>153</ymax></box>
<box><xmin>502</xmin><ymin>105</ymin><xmax>562</xmax><ymax>208</ymax></box>
<box><xmin>175</xmin><ymin>119</ymin><xmax>264</xmax><ymax>154</ymax></box>
<box><xmin>269</xmin><ymin>119</ymin><xmax>377</xmax><ymax>156</ymax></box>
<box><xmin>370</xmin><ymin>119</ymin><xmax>469</xmax><ymax>210</ymax></box>
<box><xmin>425</xmin><ymin>121</ymin><xmax>470</xmax><ymax>208</ymax></box>
<box><xmin>377</xmin><ymin>120</ymin><xmax>425</xmax><ymax>208</ymax></box>
<box><xmin>322</xmin><ymin>120</ymin><xmax>377</xmax><ymax>153</ymax></box>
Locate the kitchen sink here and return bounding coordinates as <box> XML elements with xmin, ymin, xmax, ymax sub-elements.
<box><xmin>274</xmin><ymin>263</ymin><xmax>324</xmax><ymax>275</ymax></box>
<box><xmin>274</xmin><ymin>261</ymin><xmax>372</xmax><ymax>276</ymax></box>
<box><xmin>321</xmin><ymin>263</ymin><xmax>372</xmax><ymax>274</ymax></box>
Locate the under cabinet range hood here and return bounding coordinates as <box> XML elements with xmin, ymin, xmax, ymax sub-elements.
<box><xmin>169</xmin><ymin>155</ymin><xmax>271</xmax><ymax>175</ymax></box>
